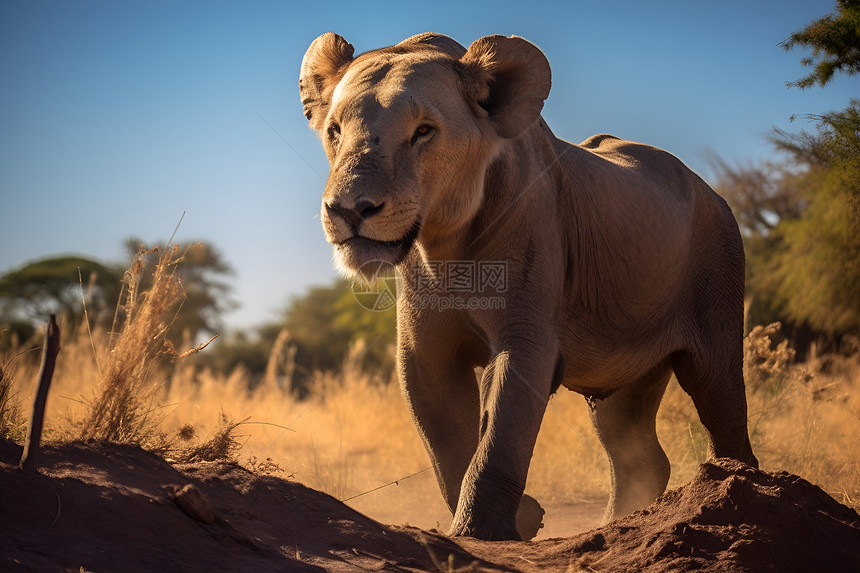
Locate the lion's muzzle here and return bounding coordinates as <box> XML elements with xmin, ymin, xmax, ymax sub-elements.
<box><xmin>329</xmin><ymin>222</ymin><xmax>420</xmax><ymax>281</ymax></box>
<box><xmin>324</xmin><ymin>198</ymin><xmax>385</xmax><ymax>229</ymax></box>
<box><xmin>322</xmin><ymin>193</ymin><xmax>420</xmax><ymax>277</ymax></box>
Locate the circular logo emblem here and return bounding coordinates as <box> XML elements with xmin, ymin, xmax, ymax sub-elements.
<box><xmin>352</xmin><ymin>260</ymin><xmax>401</xmax><ymax>312</ymax></box>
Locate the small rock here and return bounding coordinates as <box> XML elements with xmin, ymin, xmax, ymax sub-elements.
<box><xmin>169</xmin><ymin>483</ymin><xmax>215</xmax><ymax>524</ymax></box>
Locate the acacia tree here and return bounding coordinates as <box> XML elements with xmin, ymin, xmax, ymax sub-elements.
<box><xmin>763</xmin><ymin>104</ymin><xmax>860</xmax><ymax>334</ymax></box>
<box><xmin>0</xmin><ymin>256</ymin><xmax>122</xmax><ymax>329</ymax></box>
<box><xmin>0</xmin><ymin>241</ymin><xmax>236</xmax><ymax>352</ymax></box>
<box><xmin>781</xmin><ymin>0</ymin><xmax>860</xmax><ymax>89</ymax></box>
<box><xmin>719</xmin><ymin>2</ymin><xmax>860</xmax><ymax>342</ymax></box>
<box><xmin>775</xmin><ymin>1</ymin><xmax>860</xmax><ymax>336</ymax></box>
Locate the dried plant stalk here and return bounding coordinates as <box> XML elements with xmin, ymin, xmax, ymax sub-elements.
<box><xmin>80</xmin><ymin>245</ymin><xmax>185</xmax><ymax>443</ymax></box>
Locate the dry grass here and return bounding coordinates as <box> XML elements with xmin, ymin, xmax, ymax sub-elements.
<box><xmin>0</xmin><ymin>242</ymin><xmax>241</xmax><ymax>458</ymax></box>
<box><xmin>1</xmin><ymin>252</ymin><xmax>858</xmax><ymax>533</ymax></box>
<box><xmin>78</xmin><ymin>244</ymin><xmax>185</xmax><ymax>446</ymax></box>
<box><xmin>175</xmin><ymin>410</ymin><xmax>243</xmax><ymax>463</ymax></box>
<box><xmin>0</xmin><ymin>354</ymin><xmax>27</xmax><ymax>443</ymax></box>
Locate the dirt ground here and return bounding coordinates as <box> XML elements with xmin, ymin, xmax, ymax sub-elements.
<box><xmin>1</xmin><ymin>439</ymin><xmax>859</xmax><ymax>572</ymax></box>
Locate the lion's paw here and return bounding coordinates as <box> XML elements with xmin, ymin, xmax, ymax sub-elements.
<box><xmin>516</xmin><ymin>494</ymin><xmax>545</xmax><ymax>541</ymax></box>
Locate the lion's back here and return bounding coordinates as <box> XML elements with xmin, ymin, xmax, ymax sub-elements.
<box><xmin>576</xmin><ymin>133</ymin><xmax>720</xmax><ymax>211</ymax></box>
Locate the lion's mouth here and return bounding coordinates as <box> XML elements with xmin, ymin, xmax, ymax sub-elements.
<box><xmin>334</xmin><ymin>222</ymin><xmax>420</xmax><ymax>272</ymax></box>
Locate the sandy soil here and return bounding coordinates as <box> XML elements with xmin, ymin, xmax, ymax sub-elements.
<box><xmin>1</xmin><ymin>439</ymin><xmax>858</xmax><ymax>572</ymax></box>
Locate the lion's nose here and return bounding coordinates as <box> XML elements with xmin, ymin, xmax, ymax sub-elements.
<box><xmin>325</xmin><ymin>199</ymin><xmax>385</xmax><ymax>228</ymax></box>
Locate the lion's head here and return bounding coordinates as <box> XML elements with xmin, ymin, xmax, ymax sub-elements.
<box><xmin>300</xmin><ymin>32</ymin><xmax>551</xmax><ymax>280</ymax></box>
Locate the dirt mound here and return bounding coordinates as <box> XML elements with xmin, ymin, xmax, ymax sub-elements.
<box><xmin>462</xmin><ymin>458</ymin><xmax>860</xmax><ymax>572</ymax></box>
<box><xmin>1</xmin><ymin>440</ymin><xmax>858</xmax><ymax>572</ymax></box>
<box><xmin>0</xmin><ymin>440</ymin><xmax>495</xmax><ymax>572</ymax></box>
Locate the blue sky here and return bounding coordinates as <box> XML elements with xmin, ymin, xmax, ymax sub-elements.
<box><xmin>1</xmin><ymin>0</ymin><xmax>857</xmax><ymax>332</ymax></box>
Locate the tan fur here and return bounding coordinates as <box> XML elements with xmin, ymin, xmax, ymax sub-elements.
<box><xmin>300</xmin><ymin>33</ymin><xmax>757</xmax><ymax>541</ymax></box>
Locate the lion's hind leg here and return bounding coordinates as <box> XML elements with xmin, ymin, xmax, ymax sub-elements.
<box><xmin>588</xmin><ymin>360</ymin><xmax>673</xmax><ymax>524</ymax></box>
<box><xmin>670</xmin><ymin>345</ymin><xmax>758</xmax><ymax>468</ymax></box>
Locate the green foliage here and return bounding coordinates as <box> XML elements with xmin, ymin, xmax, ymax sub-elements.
<box><xmin>283</xmin><ymin>279</ymin><xmax>396</xmax><ymax>377</ymax></box>
<box><xmin>717</xmin><ymin>102</ymin><xmax>860</xmax><ymax>337</ymax></box>
<box><xmin>781</xmin><ymin>0</ymin><xmax>860</xmax><ymax>88</ymax></box>
<box><xmin>203</xmin><ymin>329</ymin><xmax>272</xmax><ymax>375</ymax></box>
<box><xmin>0</xmin><ymin>240</ymin><xmax>235</xmax><ymax>356</ymax></box>
<box><xmin>764</xmin><ymin>103</ymin><xmax>860</xmax><ymax>333</ymax></box>
<box><xmin>717</xmin><ymin>3</ymin><xmax>860</xmax><ymax>340</ymax></box>
<box><xmin>772</xmin><ymin>103</ymin><xmax>860</xmax><ymax>167</ymax></box>
<box><xmin>0</xmin><ymin>255</ymin><xmax>122</xmax><ymax>329</ymax></box>
<box><xmin>204</xmin><ymin>278</ymin><xmax>397</xmax><ymax>394</ymax></box>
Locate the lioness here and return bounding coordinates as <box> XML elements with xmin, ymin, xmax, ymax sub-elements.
<box><xmin>300</xmin><ymin>32</ymin><xmax>758</xmax><ymax>541</ymax></box>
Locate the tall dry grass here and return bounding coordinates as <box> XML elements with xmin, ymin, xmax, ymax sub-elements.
<box><xmin>0</xmin><ymin>353</ymin><xmax>28</xmax><ymax>443</ymax></box>
<box><xmin>1</xmin><ymin>249</ymin><xmax>858</xmax><ymax>534</ymax></box>
<box><xmin>78</xmin><ymin>244</ymin><xmax>186</xmax><ymax>445</ymax></box>
<box><xmin>0</xmin><ymin>243</ymin><xmax>225</xmax><ymax>454</ymax></box>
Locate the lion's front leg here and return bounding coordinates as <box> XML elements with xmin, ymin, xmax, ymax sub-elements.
<box><xmin>399</xmin><ymin>353</ymin><xmax>481</xmax><ymax>516</ymax></box>
<box><xmin>449</xmin><ymin>344</ymin><xmax>555</xmax><ymax>541</ymax></box>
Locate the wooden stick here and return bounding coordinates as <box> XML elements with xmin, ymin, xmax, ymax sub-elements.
<box><xmin>19</xmin><ymin>315</ymin><xmax>61</xmax><ymax>472</ymax></box>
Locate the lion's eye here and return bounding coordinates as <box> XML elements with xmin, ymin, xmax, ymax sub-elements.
<box><xmin>411</xmin><ymin>124</ymin><xmax>434</xmax><ymax>146</ymax></box>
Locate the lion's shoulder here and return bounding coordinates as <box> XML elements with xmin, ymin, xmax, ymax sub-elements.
<box><xmin>578</xmin><ymin>134</ymin><xmax>687</xmax><ymax>174</ymax></box>
<box><xmin>579</xmin><ymin>133</ymin><xmax>621</xmax><ymax>150</ymax></box>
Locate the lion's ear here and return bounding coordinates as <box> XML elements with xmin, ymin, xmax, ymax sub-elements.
<box><xmin>458</xmin><ymin>35</ymin><xmax>551</xmax><ymax>139</ymax></box>
<box><xmin>299</xmin><ymin>33</ymin><xmax>355</xmax><ymax>132</ymax></box>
